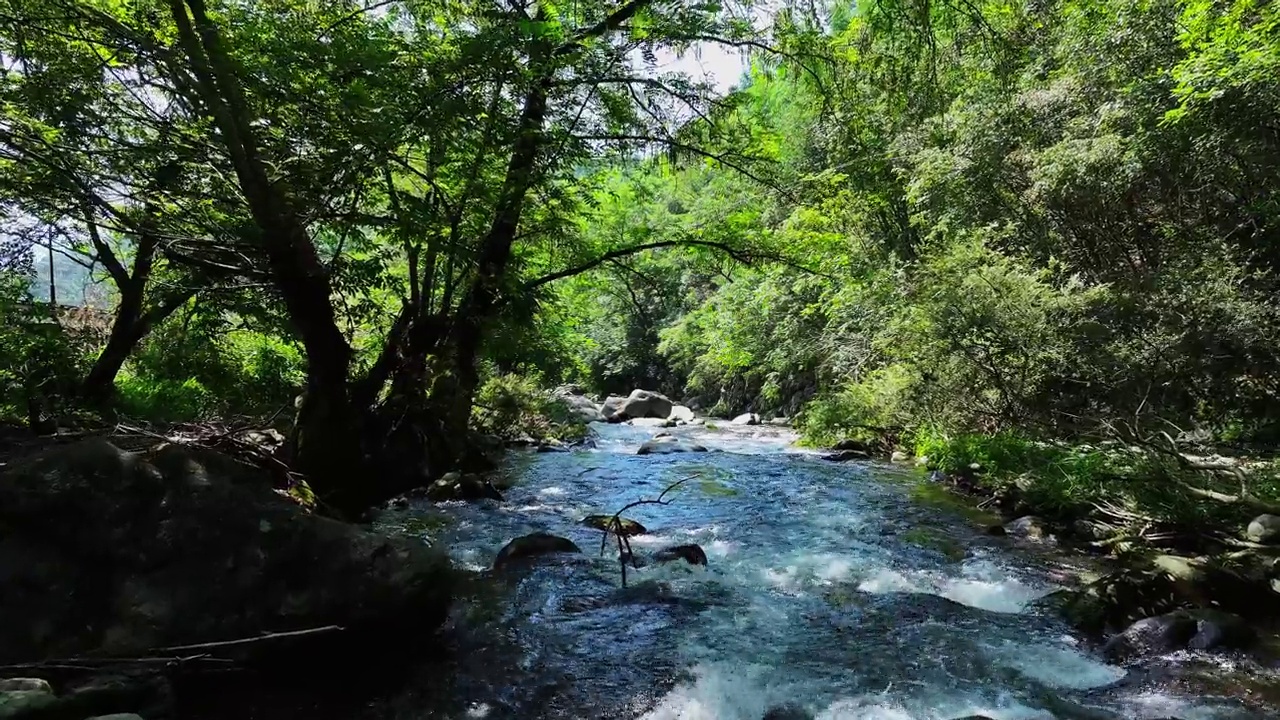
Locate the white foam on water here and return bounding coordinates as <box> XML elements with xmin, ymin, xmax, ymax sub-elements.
<box><xmin>985</xmin><ymin>639</ymin><xmax>1126</xmax><ymax>689</ymax></box>
<box><xmin>636</xmin><ymin>663</ymin><xmax>788</xmax><ymax>720</ymax></box>
<box><xmin>1115</xmin><ymin>691</ymin><xmax>1218</xmax><ymax>719</ymax></box>
<box><xmin>856</xmin><ymin>560</ymin><xmax>1053</xmax><ymax>614</ymax></box>
<box><xmin>857</xmin><ymin>567</ymin><xmax>926</xmax><ymax>594</ymax></box>
<box><xmin>538</xmin><ymin>486</ymin><xmax>567</xmax><ymax>497</ymax></box>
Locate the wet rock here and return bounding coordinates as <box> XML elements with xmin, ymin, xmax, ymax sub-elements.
<box><xmin>668</xmin><ymin>405</ymin><xmax>696</xmax><ymax>423</ymax></box>
<box><xmin>1246</xmin><ymin>514</ymin><xmax>1280</xmax><ymax>543</ymax></box>
<box><xmin>581</xmin><ymin>515</ymin><xmax>647</xmax><ymax>536</ymax></box>
<box><xmin>0</xmin><ymin>680</ymin><xmax>50</xmax><ymax>694</ymax></box>
<box><xmin>0</xmin><ymin>440</ymin><xmax>453</xmax><ymax>664</ymax></box>
<box><xmin>653</xmin><ymin>544</ymin><xmax>708</xmax><ymax>566</ymax></box>
<box><xmin>731</xmin><ymin>412</ymin><xmax>760</xmax><ymax>425</ymax></box>
<box><xmin>493</xmin><ymin>532</ymin><xmax>582</xmax><ymax>569</ymax></box>
<box><xmin>426</xmin><ymin>471</ymin><xmax>504</xmax><ymax>501</ymax></box>
<box><xmin>762</xmin><ymin>704</ymin><xmax>813</xmax><ymax>720</ymax></box>
<box><xmin>629</xmin><ymin>417</ymin><xmax>669</xmax><ymax>428</ymax></box>
<box><xmin>0</xmin><ymin>688</ymin><xmax>56</xmax><ymax>717</ymax></box>
<box><xmin>601</xmin><ymin>395</ymin><xmax>628</xmax><ymax>422</ymax></box>
<box><xmin>984</xmin><ymin>523</ymin><xmax>1008</xmax><ymax>537</ymax></box>
<box><xmin>49</xmin><ymin>672</ymin><xmax>172</xmax><ymax>720</ymax></box>
<box><xmin>605</xmin><ymin>390</ymin><xmax>674</xmax><ymax>422</ymax></box>
<box><xmin>949</xmin><ymin>716</ymin><xmax>998</xmax><ymax>720</ymax></box>
<box><xmin>821</xmin><ymin>450</ymin><xmax>870</xmax><ymax>462</ymax></box>
<box><xmin>890</xmin><ymin>450</ymin><xmax>909</xmax><ymax>463</ymax></box>
<box><xmin>766</xmin><ymin>417</ymin><xmax>791</xmax><ymax>427</ymax></box>
<box><xmin>555</xmin><ymin>391</ymin><xmax>604</xmax><ymax>423</ymax></box>
<box><xmin>831</xmin><ymin>438</ymin><xmax>871</xmax><ymax>453</ymax></box>
<box><xmin>1103</xmin><ymin>609</ymin><xmax>1255</xmax><ymax>661</ymax></box>
<box><xmin>536</xmin><ymin>439</ymin><xmax>569</xmax><ymax>453</ymax></box>
<box><xmin>637</xmin><ymin>437</ymin><xmax>708</xmax><ymax>455</ymax></box>
<box><xmin>1004</xmin><ymin>515</ymin><xmax>1051</xmax><ymax>540</ymax></box>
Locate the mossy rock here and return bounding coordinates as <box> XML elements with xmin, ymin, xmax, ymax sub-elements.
<box><xmin>581</xmin><ymin>515</ymin><xmax>647</xmax><ymax>536</ymax></box>
<box><xmin>901</xmin><ymin>527</ymin><xmax>966</xmax><ymax>562</ymax></box>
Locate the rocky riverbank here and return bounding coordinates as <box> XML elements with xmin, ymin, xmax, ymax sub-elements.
<box><xmin>816</xmin><ymin>435</ymin><xmax>1280</xmax><ymax>669</ymax></box>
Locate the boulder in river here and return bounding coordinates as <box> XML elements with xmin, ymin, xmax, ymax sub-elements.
<box><xmin>582</xmin><ymin>515</ymin><xmax>647</xmax><ymax>536</ymax></box>
<box><xmin>1246</xmin><ymin>514</ymin><xmax>1280</xmax><ymax>543</ymax></box>
<box><xmin>426</xmin><ymin>471</ymin><xmax>504</xmax><ymax>501</ymax></box>
<box><xmin>668</xmin><ymin>405</ymin><xmax>696</xmax><ymax>423</ymax></box>
<box><xmin>601</xmin><ymin>395</ymin><xmax>628</xmax><ymax>422</ymax></box>
<box><xmin>637</xmin><ymin>436</ymin><xmax>708</xmax><ymax>455</ymax></box>
<box><xmin>620</xmin><ymin>389</ymin><xmax>674</xmax><ymax>420</ymax></box>
<box><xmin>831</xmin><ymin>438</ymin><xmax>871</xmax><ymax>453</ymax></box>
<box><xmin>731</xmin><ymin>412</ymin><xmax>760</xmax><ymax>425</ymax></box>
<box><xmin>562</xmin><ymin>394</ymin><xmax>604</xmax><ymax>423</ymax></box>
<box><xmin>821</xmin><ymin>450</ymin><xmax>870</xmax><ymax>462</ymax></box>
<box><xmin>762</xmin><ymin>704</ymin><xmax>813</xmax><ymax>720</ymax></box>
<box><xmin>1103</xmin><ymin>608</ymin><xmax>1255</xmax><ymax>661</ymax></box>
<box><xmin>1004</xmin><ymin>515</ymin><xmax>1052</xmax><ymax>541</ymax></box>
<box><xmin>493</xmin><ymin>532</ymin><xmax>582</xmax><ymax>569</ymax></box>
<box><xmin>653</xmin><ymin>544</ymin><xmax>708</xmax><ymax>566</ymax></box>
<box><xmin>0</xmin><ymin>439</ymin><xmax>454</xmax><ymax>665</ymax></box>
<box><xmin>629</xmin><ymin>417</ymin><xmax>669</xmax><ymax>427</ymax></box>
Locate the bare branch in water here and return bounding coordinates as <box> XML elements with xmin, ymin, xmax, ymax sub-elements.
<box><xmin>597</xmin><ymin>476</ymin><xmax>692</xmax><ymax>587</ymax></box>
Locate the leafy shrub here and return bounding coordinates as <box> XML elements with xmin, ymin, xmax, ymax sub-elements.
<box><xmin>471</xmin><ymin>373</ymin><xmax>589</xmax><ymax>442</ymax></box>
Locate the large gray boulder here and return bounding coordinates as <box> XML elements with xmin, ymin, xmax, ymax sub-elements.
<box><xmin>555</xmin><ymin>390</ymin><xmax>604</xmax><ymax>423</ymax></box>
<box><xmin>601</xmin><ymin>395</ymin><xmax>628</xmax><ymax>422</ymax></box>
<box><xmin>0</xmin><ymin>440</ymin><xmax>453</xmax><ymax>665</ymax></box>
<box><xmin>617</xmin><ymin>389</ymin><xmax>674</xmax><ymax>421</ymax></box>
<box><xmin>731</xmin><ymin>412</ymin><xmax>760</xmax><ymax>425</ymax></box>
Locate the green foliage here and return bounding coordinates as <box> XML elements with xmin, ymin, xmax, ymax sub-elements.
<box><xmin>119</xmin><ymin>308</ymin><xmax>304</xmax><ymax>421</ymax></box>
<box><xmin>0</xmin><ymin>270</ymin><xmax>97</xmax><ymax>422</ymax></box>
<box><xmin>471</xmin><ymin>374</ymin><xmax>589</xmax><ymax>443</ymax></box>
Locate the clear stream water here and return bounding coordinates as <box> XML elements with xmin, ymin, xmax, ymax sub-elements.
<box><xmin>369</xmin><ymin>422</ymin><xmax>1279</xmax><ymax>720</ymax></box>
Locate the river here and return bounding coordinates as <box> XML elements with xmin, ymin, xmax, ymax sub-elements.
<box><xmin>369</xmin><ymin>421</ymin><xmax>1276</xmax><ymax>720</ymax></box>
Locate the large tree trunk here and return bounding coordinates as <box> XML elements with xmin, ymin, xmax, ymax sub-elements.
<box><xmin>171</xmin><ymin>0</ymin><xmax>365</xmax><ymax>515</ymax></box>
<box><xmin>442</xmin><ymin>78</ymin><xmax>551</xmax><ymax>433</ymax></box>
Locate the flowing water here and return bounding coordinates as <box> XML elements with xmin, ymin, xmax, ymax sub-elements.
<box><xmin>371</xmin><ymin>422</ymin><xmax>1279</xmax><ymax>720</ymax></box>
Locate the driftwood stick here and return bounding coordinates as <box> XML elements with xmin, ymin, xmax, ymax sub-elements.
<box><xmin>153</xmin><ymin>625</ymin><xmax>344</xmax><ymax>654</ymax></box>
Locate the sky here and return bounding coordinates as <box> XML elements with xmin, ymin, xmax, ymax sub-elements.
<box><xmin>653</xmin><ymin>43</ymin><xmax>752</xmax><ymax>95</ymax></box>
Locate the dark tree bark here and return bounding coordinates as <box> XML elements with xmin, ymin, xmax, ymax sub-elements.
<box><xmin>170</xmin><ymin>0</ymin><xmax>365</xmax><ymax>514</ymax></box>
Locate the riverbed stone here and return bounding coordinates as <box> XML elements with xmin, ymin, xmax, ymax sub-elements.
<box><xmin>555</xmin><ymin>391</ymin><xmax>604</xmax><ymax>423</ymax></box>
<box><xmin>1004</xmin><ymin>515</ymin><xmax>1051</xmax><ymax>540</ymax></box>
<box><xmin>669</xmin><ymin>405</ymin><xmax>696</xmax><ymax>422</ymax></box>
<box><xmin>1246</xmin><ymin>514</ymin><xmax>1280</xmax><ymax>543</ymax></box>
<box><xmin>582</xmin><ymin>515</ymin><xmax>647</xmax><ymax>536</ymax></box>
<box><xmin>1103</xmin><ymin>608</ymin><xmax>1255</xmax><ymax>660</ymax></box>
<box><xmin>731</xmin><ymin>412</ymin><xmax>760</xmax><ymax>425</ymax></box>
<box><xmin>630</xmin><ymin>417</ymin><xmax>669</xmax><ymax>427</ymax></box>
<box><xmin>601</xmin><ymin>395</ymin><xmax>628</xmax><ymax>422</ymax></box>
<box><xmin>653</xmin><ymin>544</ymin><xmax>708</xmax><ymax>566</ymax></box>
<box><xmin>612</xmin><ymin>390</ymin><xmax>673</xmax><ymax>421</ymax></box>
<box><xmin>890</xmin><ymin>450</ymin><xmax>909</xmax><ymax>462</ymax></box>
<box><xmin>762</xmin><ymin>704</ymin><xmax>812</xmax><ymax>720</ymax></box>
<box><xmin>0</xmin><ymin>439</ymin><xmax>453</xmax><ymax>665</ymax></box>
<box><xmin>426</xmin><ymin>471</ymin><xmax>504</xmax><ymax>501</ymax></box>
<box><xmin>821</xmin><ymin>449</ymin><xmax>870</xmax><ymax>462</ymax></box>
<box><xmin>493</xmin><ymin>532</ymin><xmax>582</xmax><ymax>569</ymax></box>
<box><xmin>637</xmin><ymin>436</ymin><xmax>708</xmax><ymax>455</ymax></box>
